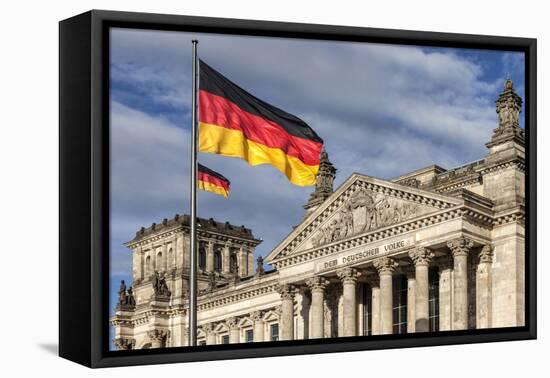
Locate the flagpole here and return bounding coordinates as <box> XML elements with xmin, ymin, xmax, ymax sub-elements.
<box><xmin>188</xmin><ymin>39</ymin><xmax>199</xmax><ymax>347</ymax></box>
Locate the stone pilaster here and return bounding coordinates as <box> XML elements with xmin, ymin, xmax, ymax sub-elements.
<box><xmin>409</xmin><ymin>247</ymin><xmax>434</xmax><ymax>332</ymax></box>
<box><xmin>239</xmin><ymin>247</ymin><xmax>248</xmax><ymax>277</ymax></box>
<box><xmin>113</xmin><ymin>337</ymin><xmax>135</xmax><ymax>350</ymax></box>
<box><xmin>147</xmin><ymin>329</ymin><xmax>169</xmax><ymax>349</ymax></box>
<box><xmin>226</xmin><ymin>317</ymin><xmax>240</xmax><ymax>344</ymax></box>
<box><xmin>447</xmin><ymin>237</ymin><xmax>474</xmax><ymax>330</ymax></box>
<box><xmin>203</xmin><ymin>323</ymin><xmax>216</xmax><ymax>345</ymax></box>
<box><xmin>306</xmin><ymin>276</ymin><xmax>329</xmax><ymax>338</ymax></box>
<box><xmin>373</xmin><ymin>257</ymin><xmax>398</xmax><ymax>335</ymax></box>
<box><xmin>206</xmin><ymin>240</ymin><xmax>214</xmax><ymax>272</ymax></box>
<box><xmin>405</xmin><ymin>268</ymin><xmax>416</xmax><ymax>334</ymax></box>
<box><xmin>477</xmin><ymin>245</ymin><xmax>494</xmax><ymax>328</ymax></box>
<box><xmin>276</xmin><ymin>284</ymin><xmax>297</xmax><ymax>340</ymax></box>
<box><xmin>251</xmin><ymin>311</ymin><xmax>264</xmax><ymax>342</ymax></box>
<box><xmin>437</xmin><ymin>256</ymin><xmax>453</xmax><ymax>331</ymax></box>
<box><xmin>336</xmin><ymin>267</ymin><xmax>361</xmax><ymax>337</ymax></box>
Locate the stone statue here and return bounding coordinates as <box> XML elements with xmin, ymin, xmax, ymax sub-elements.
<box><xmin>256</xmin><ymin>256</ymin><xmax>264</xmax><ymax>275</ymax></box>
<box><xmin>126</xmin><ymin>287</ymin><xmax>136</xmax><ymax>306</ymax></box>
<box><xmin>152</xmin><ymin>271</ymin><xmax>171</xmax><ymax>297</ymax></box>
<box><xmin>118</xmin><ymin>280</ymin><xmax>127</xmax><ymax>305</ymax></box>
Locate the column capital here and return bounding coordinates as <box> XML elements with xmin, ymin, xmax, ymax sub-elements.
<box><xmin>250</xmin><ymin>310</ymin><xmax>264</xmax><ymax>322</ymax></box>
<box><xmin>409</xmin><ymin>247</ymin><xmax>434</xmax><ymax>266</ymax></box>
<box><xmin>337</xmin><ymin>267</ymin><xmax>361</xmax><ymax>284</ymax></box>
<box><xmin>226</xmin><ymin>317</ymin><xmax>239</xmax><ymax>330</ymax></box>
<box><xmin>305</xmin><ymin>276</ymin><xmax>329</xmax><ymax>292</ymax></box>
<box><xmin>276</xmin><ymin>283</ymin><xmax>297</xmax><ymax>300</ymax></box>
<box><xmin>478</xmin><ymin>244</ymin><xmax>494</xmax><ymax>263</ymax></box>
<box><xmin>447</xmin><ymin>237</ymin><xmax>474</xmax><ymax>257</ymax></box>
<box><xmin>373</xmin><ymin>257</ymin><xmax>398</xmax><ymax>275</ymax></box>
<box><xmin>202</xmin><ymin>322</ymin><xmax>215</xmax><ymax>335</ymax></box>
<box><xmin>147</xmin><ymin>329</ymin><xmax>169</xmax><ymax>341</ymax></box>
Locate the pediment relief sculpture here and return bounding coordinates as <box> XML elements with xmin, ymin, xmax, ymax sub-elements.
<box><xmin>311</xmin><ymin>188</ymin><xmax>425</xmax><ymax>248</ymax></box>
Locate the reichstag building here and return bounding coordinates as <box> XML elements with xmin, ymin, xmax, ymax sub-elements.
<box><xmin>111</xmin><ymin>79</ymin><xmax>525</xmax><ymax>349</ymax></box>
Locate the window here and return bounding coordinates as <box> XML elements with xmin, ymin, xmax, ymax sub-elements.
<box><xmin>156</xmin><ymin>251</ymin><xmax>163</xmax><ymax>271</ymax></box>
<box><xmin>145</xmin><ymin>255</ymin><xmax>151</xmax><ymax>277</ymax></box>
<box><xmin>214</xmin><ymin>249</ymin><xmax>222</xmax><ymax>272</ymax></box>
<box><xmin>270</xmin><ymin>323</ymin><xmax>279</xmax><ymax>341</ymax></box>
<box><xmin>245</xmin><ymin>329</ymin><xmax>254</xmax><ymax>343</ymax></box>
<box><xmin>362</xmin><ymin>283</ymin><xmax>372</xmax><ymax>336</ymax></box>
<box><xmin>198</xmin><ymin>340</ymin><xmax>206</xmax><ymax>346</ymax></box>
<box><xmin>198</xmin><ymin>245</ymin><xmax>206</xmax><ymax>270</ymax></box>
<box><xmin>392</xmin><ymin>274</ymin><xmax>408</xmax><ymax>334</ymax></box>
<box><xmin>230</xmin><ymin>253</ymin><xmax>237</xmax><ymax>273</ymax></box>
<box><xmin>428</xmin><ymin>266</ymin><xmax>440</xmax><ymax>332</ymax></box>
<box><xmin>221</xmin><ymin>335</ymin><xmax>229</xmax><ymax>344</ymax></box>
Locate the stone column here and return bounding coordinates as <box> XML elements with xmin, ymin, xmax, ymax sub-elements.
<box><xmin>477</xmin><ymin>245</ymin><xmax>493</xmax><ymax>329</ymax></box>
<box><xmin>447</xmin><ymin>237</ymin><xmax>474</xmax><ymax>330</ymax></box>
<box><xmin>276</xmin><ymin>284</ymin><xmax>296</xmax><ymax>340</ymax></box>
<box><xmin>306</xmin><ymin>276</ymin><xmax>329</xmax><ymax>338</ymax></box>
<box><xmin>206</xmin><ymin>240</ymin><xmax>214</xmax><ymax>272</ymax></box>
<box><xmin>337</xmin><ymin>267</ymin><xmax>361</xmax><ymax>337</ymax></box>
<box><xmin>251</xmin><ymin>311</ymin><xmax>264</xmax><ymax>342</ymax></box>
<box><xmin>405</xmin><ymin>268</ymin><xmax>416</xmax><ymax>333</ymax></box>
<box><xmin>248</xmin><ymin>249</ymin><xmax>254</xmax><ymax>276</ymax></box>
<box><xmin>368</xmin><ymin>277</ymin><xmax>381</xmax><ymax>335</ymax></box>
<box><xmin>204</xmin><ymin>323</ymin><xmax>216</xmax><ymax>345</ymax></box>
<box><xmin>226</xmin><ymin>317</ymin><xmax>240</xmax><ymax>344</ymax></box>
<box><xmin>373</xmin><ymin>257</ymin><xmax>398</xmax><ymax>335</ymax></box>
<box><xmin>222</xmin><ymin>243</ymin><xmax>231</xmax><ymax>274</ymax></box>
<box><xmin>437</xmin><ymin>256</ymin><xmax>453</xmax><ymax>331</ymax></box>
<box><xmin>409</xmin><ymin>247</ymin><xmax>434</xmax><ymax>332</ymax></box>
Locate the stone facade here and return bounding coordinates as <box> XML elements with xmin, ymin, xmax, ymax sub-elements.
<box><xmin>111</xmin><ymin>79</ymin><xmax>525</xmax><ymax>348</ymax></box>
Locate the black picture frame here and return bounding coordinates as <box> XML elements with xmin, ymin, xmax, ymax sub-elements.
<box><xmin>59</xmin><ymin>9</ymin><xmax>537</xmax><ymax>368</ymax></box>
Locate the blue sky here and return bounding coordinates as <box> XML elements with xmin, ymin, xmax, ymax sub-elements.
<box><xmin>108</xmin><ymin>28</ymin><xmax>525</xmax><ymax>324</ymax></box>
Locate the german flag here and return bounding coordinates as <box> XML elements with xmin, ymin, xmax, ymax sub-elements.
<box><xmin>198</xmin><ymin>163</ymin><xmax>231</xmax><ymax>197</ymax></box>
<box><xmin>198</xmin><ymin>60</ymin><xmax>324</xmax><ymax>186</ymax></box>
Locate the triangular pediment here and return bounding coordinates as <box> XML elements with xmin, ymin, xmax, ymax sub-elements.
<box><xmin>265</xmin><ymin>173</ymin><xmax>462</xmax><ymax>264</ymax></box>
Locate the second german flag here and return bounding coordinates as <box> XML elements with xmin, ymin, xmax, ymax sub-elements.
<box><xmin>198</xmin><ymin>60</ymin><xmax>324</xmax><ymax>186</ymax></box>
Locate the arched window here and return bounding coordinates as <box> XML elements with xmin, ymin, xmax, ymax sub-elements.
<box><xmin>168</xmin><ymin>248</ymin><xmax>174</xmax><ymax>269</ymax></box>
<box><xmin>156</xmin><ymin>251</ymin><xmax>163</xmax><ymax>271</ymax></box>
<box><xmin>145</xmin><ymin>256</ymin><xmax>151</xmax><ymax>277</ymax></box>
<box><xmin>198</xmin><ymin>245</ymin><xmax>206</xmax><ymax>270</ymax></box>
<box><xmin>230</xmin><ymin>253</ymin><xmax>237</xmax><ymax>273</ymax></box>
<box><xmin>214</xmin><ymin>249</ymin><xmax>222</xmax><ymax>272</ymax></box>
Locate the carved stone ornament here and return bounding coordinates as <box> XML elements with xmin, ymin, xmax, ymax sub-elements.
<box><xmin>311</xmin><ymin>188</ymin><xmax>420</xmax><ymax>248</ymax></box>
<box><xmin>478</xmin><ymin>244</ymin><xmax>494</xmax><ymax>264</ymax></box>
<box><xmin>447</xmin><ymin>237</ymin><xmax>474</xmax><ymax>257</ymax></box>
<box><xmin>373</xmin><ymin>257</ymin><xmax>398</xmax><ymax>274</ymax></box>
<box><xmin>226</xmin><ymin>317</ymin><xmax>239</xmax><ymax>330</ymax></box>
<box><xmin>336</xmin><ymin>267</ymin><xmax>361</xmax><ymax>284</ymax></box>
<box><xmin>113</xmin><ymin>337</ymin><xmax>135</xmax><ymax>350</ymax></box>
<box><xmin>276</xmin><ymin>284</ymin><xmax>297</xmax><ymax>300</ymax></box>
<box><xmin>409</xmin><ymin>247</ymin><xmax>434</xmax><ymax>266</ymax></box>
<box><xmin>202</xmin><ymin>323</ymin><xmax>214</xmax><ymax>335</ymax></box>
<box><xmin>147</xmin><ymin>329</ymin><xmax>169</xmax><ymax>341</ymax></box>
<box><xmin>250</xmin><ymin>310</ymin><xmax>263</xmax><ymax>322</ymax></box>
<box><xmin>305</xmin><ymin>276</ymin><xmax>329</xmax><ymax>292</ymax></box>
